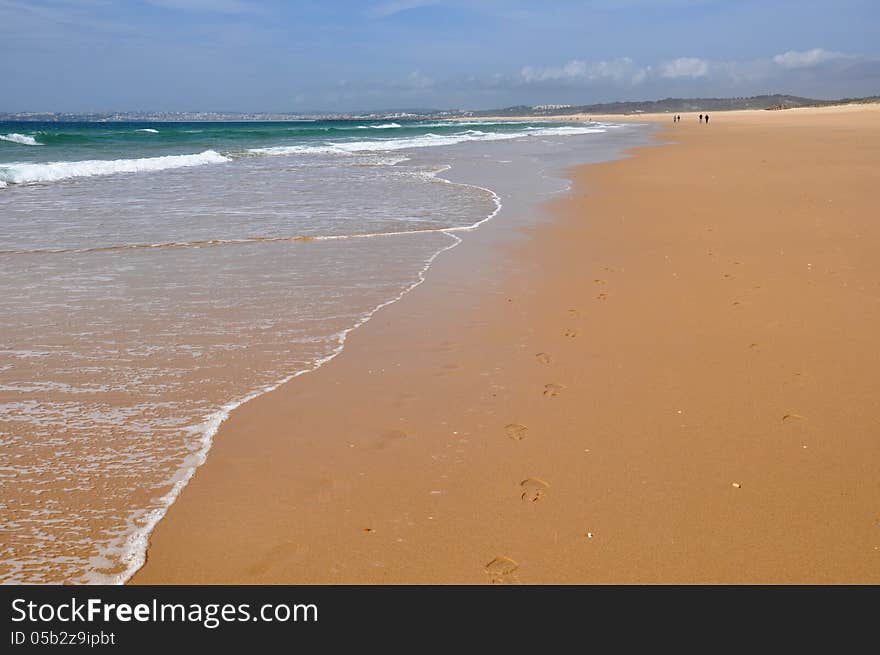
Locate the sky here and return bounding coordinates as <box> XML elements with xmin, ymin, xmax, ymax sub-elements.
<box><xmin>1</xmin><ymin>0</ymin><xmax>879</xmax><ymax>112</ymax></box>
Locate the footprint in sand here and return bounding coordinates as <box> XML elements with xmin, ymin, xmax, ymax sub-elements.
<box><xmin>543</xmin><ymin>383</ymin><xmax>564</xmax><ymax>397</ymax></box>
<box><xmin>520</xmin><ymin>477</ymin><xmax>550</xmax><ymax>503</ymax></box>
<box><xmin>535</xmin><ymin>352</ymin><xmax>552</xmax><ymax>365</ymax></box>
<box><xmin>596</xmin><ymin>292</ymin><xmax>609</xmax><ymax>301</ymax></box>
<box><xmin>435</xmin><ymin>340</ymin><xmax>457</xmax><ymax>351</ymax></box>
<box><xmin>485</xmin><ymin>556</ymin><xmax>519</xmax><ymax>584</ymax></box>
<box><xmin>246</xmin><ymin>542</ymin><xmax>303</xmax><ymax>577</ymax></box>
<box><xmin>505</xmin><ymin>423</ymin><xmax>528</xmax><ymax>441</ymax></box>
<box><xmin>594</xmin><ymin>279</ymin><xmax>607</xmax><ymax>285</ymax></box>
<box><xmin>391</xmin><ymin>390</ymin><xmax>418</xmax><ymax>408</ymax></box>
<box><xmin>435</xmin><ymin>363</ymin><xmax>462</xmax><ymax>376</ymax></box>
<box><xmin>374</xmin><ymin>429</ymin><xmax>408</xmax><ymax>449</ymax></box>
<box><xmin>782</xmin><ymin>413</ymin><xmax>806</xmax><ymax>422</ymax></box>
<box><xmin>564</xmin><ymin>328</ymin><xmax>578</xmax><ymax>338</ymax></box>
<box><xmin>568</xmin><ymin>309</ymin><xmax>582</xmax><ymax>318</ymax></box>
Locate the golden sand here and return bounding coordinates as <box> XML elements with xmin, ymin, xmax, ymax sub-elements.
<box><xmin>133</xmin><ymin>105</ymin><xmax>880</xmax><ymax>584</ymax></box>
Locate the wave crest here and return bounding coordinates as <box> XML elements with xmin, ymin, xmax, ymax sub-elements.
<box><xmin>248</xmin><ymin>124</ymin><xmax>607</xmax><ymax>156</ymax></box>
<box><xmin>0</xmin><ymin>150</ymin><xmax>230</xmax><ymax>185</ymax></box>
<box><xmin>0</xmin><ymin>133</ymin><xmax>42</xmax><ymax>146</ymax></box>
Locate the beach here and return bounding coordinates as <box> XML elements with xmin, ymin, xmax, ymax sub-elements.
<box><xmin>1</xmin><ymin>119</ymin><xmax>648</xmax><ymax>583</ymax></box>
<box><xmin>131</xmin><ymin>104</ymin><xmax>880</xmax><ymax>584</ymax></box>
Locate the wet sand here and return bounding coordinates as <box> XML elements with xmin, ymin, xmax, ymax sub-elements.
<box><xmin>133</xmin><ymin>104</ymin><xmax>880</xmax><ymax>584</ymax></box>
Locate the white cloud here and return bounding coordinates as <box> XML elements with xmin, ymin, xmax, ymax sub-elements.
<box><xmin>520</xmin><ymin>58</ymin><xmax>646</xmax><ymax>84</ymax></box>
<box><xmin>515</xmin><ymin>48</ymin><xmax>872</xmax><ymax>94</ymax></box>
<box><xmin>659</xmin><ymin>57</ymin><xmax>709</xmax><ymax>79</ymax></box>
<box><xmin>369</xmin><ymin>0</ymin><xmax>440</xmax><ymax>17</ymax></box>
<box><xmin>772</xmin><ymin>48</ymin><xmax>845</xmax><ymax>69</ymax></box>
<box><xmin>407</xmin><ymin>70</ymin><xmax>434</xmax><ymax>89</ymax></box>
<box><xmin>143</xmin><ymin>0</ymin><xmax>258</xmax><ymax>14</ymax></box>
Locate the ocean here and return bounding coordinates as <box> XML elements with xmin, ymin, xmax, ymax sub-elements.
<box><xmin>0</xmin><ymin>118</ymin><xmax>652</xmax><ymax>583</ymax></box>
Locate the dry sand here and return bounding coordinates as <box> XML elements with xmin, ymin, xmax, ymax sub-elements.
<box><xmin>133</xmin><ymin>105</ymin><xmax>880</xmax><ymax>584</ymax></box>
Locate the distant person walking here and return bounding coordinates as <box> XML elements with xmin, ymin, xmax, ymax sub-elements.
<box><xmin>705</xmin><ymin>114</ymin><xmax>710</xmax><ymax>124</ymax></box>
<box><xmin>699</xmin><ymin>114</ymin><xmax>703</xmax><ymax>123</ymax></box>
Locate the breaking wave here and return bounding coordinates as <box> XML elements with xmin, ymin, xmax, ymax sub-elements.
<box><xmin>249</xmin><ymin>125</ymin><xmax>607</xmax><ymax>156</ymax></box>
<box><xmin>0</xmin><ymin>150</ymin><xmax>230</xmax><ymax>185</ymax></box>
<box><xmin>0</xmin><ymin>133</ymin><xmax>42</xmax><ymax>146</ymax></box>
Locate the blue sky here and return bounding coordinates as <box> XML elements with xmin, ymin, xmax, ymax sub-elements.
<box><xmin>1</xmin><ymin>0</ymin><xmax>878</xmax><ymax>112</ymax></box>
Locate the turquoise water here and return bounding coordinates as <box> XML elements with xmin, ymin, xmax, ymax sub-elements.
<box><xmin>0</xmin><ymin>119</ymin><xmax>604</xmax><ymax>185</ymax></box>
<box><xmin>2</xmin><ymin>120</ymin><xmax>547</xmax><ymax>159</ymax></box>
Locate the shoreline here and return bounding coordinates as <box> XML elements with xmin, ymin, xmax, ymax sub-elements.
<box><xmin>111</xmin><ymin>165</ymin><xmax>507</xmax><ymax>584</ymax></box>
<box><xmin>133</xmin><ymin>104</ymin><xmax>880</xmax><ymax>584</ymax></box>
<box><xmin>2</xmin><ymin>119</ymin><xmax>643</xmax><ymax>585</ymax></box>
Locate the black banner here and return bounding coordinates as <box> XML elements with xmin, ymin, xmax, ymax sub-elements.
<box><xmin>1</xmin><ymin>585</ymin><xmax>875</xmax><ymax>650</ymax></box>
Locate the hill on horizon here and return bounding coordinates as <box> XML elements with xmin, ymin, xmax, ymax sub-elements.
<box><xmin>472</xmin><ymin>94</ymin><xmax>880</xmax><ymax>117</ymax></box>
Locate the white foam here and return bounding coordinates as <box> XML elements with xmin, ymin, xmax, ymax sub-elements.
<box><xmin>413</xmin><ymin>120</ymin><xmax>534</xmax><ymax>128</ymax></box>
<box><xmin>248</xmin><ymin>125</ymin><xmax>607</xmax><ymax>157</ymax></box>
<box><xmin>135</xmin><ymin>128</ymin><xmax>159</xmax><ymax>134</ymax></box>
<box><xmin>369</xmin><ymin>122</ymin><xmax>402</xmax><ymax>129</ymax></box>
<box><xmin>524</xmin><ymin>125</ymin><xmax>607</xmax><ymax>136</ymax></box>
<box><xmin>0</xmin><ymin>150</ymin><xmax>230</xmax><ymax>185</ymax></box>
<box><xmin>247</xmin><ymin>144</ymin><xmax>342</xmax><ymax>156</ymax></box>
<box><xmin>0</xmin><ymin>133</ymin><xmax>42</xmax><ymax>146</ymax></box>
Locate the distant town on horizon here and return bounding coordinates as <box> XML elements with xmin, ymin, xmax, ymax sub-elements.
<box><xmin>3</xmin><ymin>93</ymin><xmax>879</xmax><ymax>123</ymax></box>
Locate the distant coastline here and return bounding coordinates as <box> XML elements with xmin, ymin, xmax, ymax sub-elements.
<box><xmin>3</xmin><ymin>93</ymin><xmax>878</xmax><ymax>123</ymax></box>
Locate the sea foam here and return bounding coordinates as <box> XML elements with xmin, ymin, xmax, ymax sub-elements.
<box><xmin>0</xmin><ymin>150</ymin><xmax>230</xmax><ymax>185</ymax></box>
<box><xmin>248</xmin><ymin>125</ymin><xmax>607</xmax><ymax>157</ymax></box>
<box><xmin>0</xmin><ymin>133</ymin><xmax>42</xmax><ymax>146</ymax></box>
